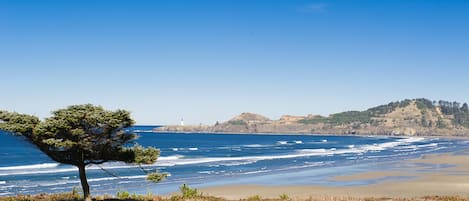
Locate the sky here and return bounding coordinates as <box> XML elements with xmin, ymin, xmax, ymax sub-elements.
<box><xmin>1</xmin><ymin>0</ymin><xmax>468</xmax><ymax>125</ymax></box>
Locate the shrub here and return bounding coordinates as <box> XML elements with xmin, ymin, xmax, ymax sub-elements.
<box><xmin>279</xmin><ymin>194</ymin><xmax>290</xmax><ymax>200</ymax></box>
<box><xmin>247</xmin><ymin>195</ymin><xmax>261</xmax><ymax>201</ymax></box>
<box><xmin>180</xmin><ymin>184</ymin><xmax>199</xmax><ymax>198</ymax></box>
<box><xmin>116</xmin><ymin>191</ymin><xmax>131</xmax><ymax>199</ymax></box>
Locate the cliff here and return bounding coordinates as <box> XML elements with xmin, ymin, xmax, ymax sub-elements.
<box><xmin>155</xmin><ymin>98</ymin><xmax>469</xmax><ymax>136</ymax></box>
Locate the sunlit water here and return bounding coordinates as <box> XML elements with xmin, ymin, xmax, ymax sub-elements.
<box><xmin>1</xmin><ymin>128</ymin><xmax>468</xmax><ymax>196</ymax></box>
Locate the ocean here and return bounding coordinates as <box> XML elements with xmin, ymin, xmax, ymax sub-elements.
<box><xmin>1</xmin><ymin>128</ymin><xmax>468</xmax><ymax>196</ymax></box>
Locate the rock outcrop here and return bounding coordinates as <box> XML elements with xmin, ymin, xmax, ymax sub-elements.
<box><xmin>155</xmin><ymin>98</ymin><xmax>469</xmax><ymax>136</ymax></box>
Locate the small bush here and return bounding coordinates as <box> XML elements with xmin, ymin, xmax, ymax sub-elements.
<box><xmin>179</xmin><ymin>184</ymin><xmax>199</xmax><ymax>199</ymax></box>
<box><xmin>279</xmin><ymin>194</ymin><xmax>290</xmax><ymax>200</ymax></box>
<box><xmin>116</xmin><ymin>191</ymin><xmax>131</xmax><ymax>199</ymax></box>
<box><xmin>247</xmin><ymin>195</ymin><xmax>261</xmax><ymax>201</ymax></box>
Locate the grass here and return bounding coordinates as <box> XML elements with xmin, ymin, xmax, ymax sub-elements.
<box><xmin>3</xmin><ymin>194</ymin><xmax>469</xmax><ymax>201</ymax></box>
<box><xmin>2</xmin><ymin>185</ymin><xmax>469</xmax><ymax>201</ymax></box>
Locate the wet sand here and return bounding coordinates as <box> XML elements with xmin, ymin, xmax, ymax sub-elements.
<box><xmin>200</xmin><ymin>152</ymin><xmax>469</xmax><ymax>199</ymax></box>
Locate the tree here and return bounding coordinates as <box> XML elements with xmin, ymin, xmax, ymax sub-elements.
<box><xmin>462</xmin><ymin>103</ymin><xmax>469</xmax><ymax>113</ymax></box>
<box><xmin>0</xmin><ymin>104</ymin><xmax>165</xmax><ymax>200</ymax></box>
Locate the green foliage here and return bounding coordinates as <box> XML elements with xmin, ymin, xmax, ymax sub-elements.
<box><xmin>0</xmin><ymin>104</ymin><xmax>164</xmax><ymax>199</ymax></box>
<box><xmin>113</xmin><ymin>191</ymin><xmax>158</xmax><ymax>201</ymax></box>
<box><xmin>2</xmin><ymin>193</ymin><xmax>469</xmax><ymax>201</ymax></box>
<box><xmin>328</xmin><ymin>111</ymin><xmax>372</xmax><ymax>125</ymax></box>
<box><xmin>298</xmin><ymin>98</ymin><xmax>469</xmax><ymax>128</ymax></box>
<box><xmin>147</xmin><ymin>172</ymin><xmax>168</xmax><ymax>183</ymax></box>
<box><xmin>0</xmin><ymin>111</ymin><xmax>39</xmax><ymax>136</ymax></box>
<box><xmin>297</xmin><ymin>116</ymin><xmax>327</xmax><ymax>124</ymax></box>
<box><xmin>437</xmin><ymin>116</ymin><xmax>446</xmax><ymax>129</ymax></box>
<box><xmin>279</xmin><ymin>194</ymin><xmax>290</xmax><ymax>200</ymax></box>
<box><xmin>180</xmin><ymin>184</ymin><xmax>199</xmax><ymax>198</ymax></box>
<box><xmin>131</xmin><ymin>145</ymin><xmax>160</xmax><ymax>164</ymax></box>
<box><xmin>299</xmin><ymin>111</ymin><xmax>371</xmax><ymax>125</ymax></box>
<box><xmin>421</xmin><ymin>116</ymin><xmax>428</xmax><ymax>127</ymax></box>
<box><xmin>247</xmin><ymin>195</ymin><xmax>261</xmax><ymax>201</ymax></box>
<box><xmin>116</xmin><ymin>191</ymin><xmax>131</xmax><ymax>199</ymax></box>
<box><xmin>228</xmin><ymin>120</ymin><xmax>247</xmax><ymax>125</ymax></box>
<box><xmin>415</xmin><ymin>98</ymin><xmax>434</xmax><ymax>110</ymax></box>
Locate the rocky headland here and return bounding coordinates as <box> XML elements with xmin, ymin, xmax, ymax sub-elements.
<box><xmin>155</xmin><ymin>98</ymin><xmax>469</xmax><ymax>136</ymax></box>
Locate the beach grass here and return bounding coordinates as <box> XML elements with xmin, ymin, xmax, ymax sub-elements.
<box><xmin>2</xmin><ymin>192</ymin><xmax>469</xmax><ymax>201</ymax></box>
<box><xmin>2</xmin><ymin>193</ymin><xmax>469</xmax><ymax>201</ymax></box>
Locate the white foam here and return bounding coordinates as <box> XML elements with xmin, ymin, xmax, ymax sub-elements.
<box><xmin>294</xmin><ymin>140</ymin><xmax>303</xmax><ymax>144</ymax></box>
<box><xmin>417</xmin><ymin>143</ymin><xmax>438</xmax><ymax>148</ymax></box>
<box><xmin>172</xmin><ymin>148</ymin><xmax>179</xmax><ymax>151</ymax></box>
<box><xmin>358</xmin><ymin>137</ymin><xmax>427</xmax><ymax>152</ymax></box>
<box><xmin>0</xmin><ymin>163</ymin><xmax>59</xmax><ymax>171</ymax></box>
<box><xmin>0</xmin><ymin>181</ymin><xmax>5</xmax><ymax>184</ymax></box>
<box><xmin>188</xmin><ymin>147</ymin><xmax>198</xmax><ymax>151</ymax></box>
<box><xmin>158</xmin><ymin>155</ymin><xmax>184</xmax><ymax>161</ymax></box>
<box><xmin>156</xmin><ymin>148</ymin><xmax>341</xmax><ymax>167</ymax></box>
<box><xmin>321</xmin><ymin>139</ymin><xmax>328</xmax><ymax>142</ymax></box>
<box><xmin>398</xmin><ymin>137</ymin><xmax>425</xmax><ymax>143</ymax></box>
<box><xmin>244</xmin><ymin>144</ymin><xmax>267</xmax><ymax>148</ymax></box>
<box><xmin>88</xmin><ymin>175</ymin><xmax>146</xmax><ymax>182</ymax></box>
<box><xmin>153</xmin><ymin>138</ymin><xmax>433</xmax><ymax>167</ymax></box>
<box><xmin>241</xmin><ymin>169</ymin><xmax>271</xmax><ymax>175</ymax></box>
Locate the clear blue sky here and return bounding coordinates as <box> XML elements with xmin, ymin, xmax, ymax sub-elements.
<box><xmin>1</xmin><ymin>0</ymin><xmax>468</xmax><ymax>125</ymax></box>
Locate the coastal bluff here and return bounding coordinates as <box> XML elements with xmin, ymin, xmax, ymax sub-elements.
<box><xmin>155</xmin><ymin>98</ymin><xmax>469</xmax><ymax>136</ymax></box>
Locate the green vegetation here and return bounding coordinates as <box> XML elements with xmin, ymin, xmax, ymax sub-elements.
<box><xmin>179</xmin><ymin>184</ymin><xmax>199</xmax><ymax>199</ymax></box>
<box><xmin>247</xmin><ymin>195</ymin><xmax>262</xmax><ymax>201</ymax></box>
<box><xmin>278</xmin><ymin>194</ymin><xmax>290</xmax><ymax>200</ymax></box>
<box><xmin>298</xmin><ymin>98</ymin><xmax>469</xmax><ymax>128</ymax></box>
<box><xmin>0</xmin><ymin>105</ymin><xmax>166</xmax><ymax>200</ymax></box>
<box><xmin>228</xmin><ymin>120</ymin><xmax>247</xmax><ymax>125</ymax></box>
<box><xmin>299</xmin><ymin>111</ymin><xmax>372</xmax><ymax>125</ymax></box>
<box><xmin>2</xmin><ymin>193</ymin><xmax>469</xmax><ymax>201</ymax></box>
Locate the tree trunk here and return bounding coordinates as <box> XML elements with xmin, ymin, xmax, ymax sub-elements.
<box><xmin>78</xmin><ymin>164</ymin><xmax>91</xmax><ymax>201</ymax></box>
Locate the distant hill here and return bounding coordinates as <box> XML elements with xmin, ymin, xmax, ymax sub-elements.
<box><xmin>155</xmin><ymin>98</ymin><xmax>469</xmax><ymax>136</ymax></box>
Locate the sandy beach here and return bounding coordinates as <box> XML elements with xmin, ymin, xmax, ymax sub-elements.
<box><xmin>200</xmin><ymin>150</ymin><xmax>469</xmax><ymax>199</ymax></box>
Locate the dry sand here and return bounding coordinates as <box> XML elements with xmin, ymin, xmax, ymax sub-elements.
<box><xmin>200</xmin><ymin>152</ymin><xmax>469</xmax><ymax>199</ymax></box>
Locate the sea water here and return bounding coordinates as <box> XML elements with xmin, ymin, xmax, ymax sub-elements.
<box><xmin>0</xmin><ymin>129</ymin><xmax>468</xmax><ymax>196</ymax></box>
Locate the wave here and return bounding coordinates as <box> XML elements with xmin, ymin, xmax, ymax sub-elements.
<box><xmin>15</xmin><ymin>175</ymin><xmax>149</xmax><ymax>189</ymax></box>
<box><xmin>0</xmin><ymin>163</ymin><xmax>59</xmax><ymax>171</ymax></box>
<box><xmin>244</xmin><ymin>144</ymin><xmax>269</xmax><ymax>148</ymax></box>
<box><xmin>277</xmin><ymin>141</ymin><xmax>288</xmax><ymax>145</ymax></box>
<box><xmin>88</xmin><ymin>175</ymin><xmax>147</xmax><ymax>182</ymax></box>
<box><xmin>240</xmin><ymin>169</ymin><xmax>272</xmax><ymax>175</ymax></box>
<box><xmin>170</xmin><ymin>147</ymin><xmax>198</xmax><ymax>151</ymax></box>
<box><xmin>155</xmin><ymin>148</ymin><xmax>346</xmax><ymax>167</ymax></box>
<box><xmin>398</xmin><ymin>137</ymin><xmax>425</xmax><ymax>143</ymax></box>
<box><xmin>358</xmin><ymin>137</ymin><xmax>426</xmax><ymax>152</ymax></box>
<box><xmin>0</xmin><ymin>167</ymin><xmax>77</xmax><ymax>176</ymax></box>
<box><xmin>0</xmin><ymin>137</ymin><xmax>433</xmax><ymax>177</ymax></box>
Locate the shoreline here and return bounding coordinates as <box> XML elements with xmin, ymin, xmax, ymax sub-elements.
<box><xmin>150</xmin><ymin>130</ymin><xmax>469</xmax><ymax>140</ymax></box>
<box><xmin>199</xmin><ymin>150</ymin><xmax>469</xmax><ymax>199</ymax></box>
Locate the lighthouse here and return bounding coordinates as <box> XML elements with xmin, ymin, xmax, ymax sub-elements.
<box><xmin>180</xmin><ymin>118</ymin><xmax>184</xmax><ymax>126</ymax></box>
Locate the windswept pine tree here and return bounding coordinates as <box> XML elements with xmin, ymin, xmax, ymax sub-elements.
<box><xmin>0</xmin><ymin>104</ymin><xmax>166</xmax><ymax>200</ymax></box>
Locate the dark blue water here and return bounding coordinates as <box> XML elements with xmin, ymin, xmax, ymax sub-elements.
<box><xmin>1</xmin><ymin>130</ymin><xmax>468</xmax><ymax>196</ymax></box>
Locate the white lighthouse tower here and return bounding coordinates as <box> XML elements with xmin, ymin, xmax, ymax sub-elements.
<box><xmin>180</xmin><ymin>118</ymin><xmax>184</xmax><ymax>126</ymax></box>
